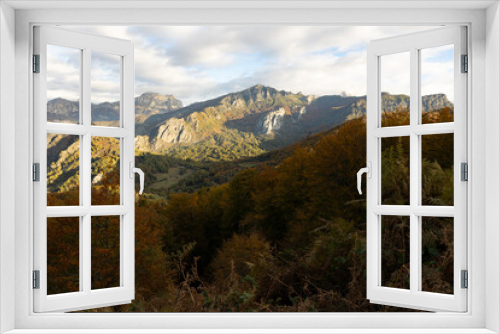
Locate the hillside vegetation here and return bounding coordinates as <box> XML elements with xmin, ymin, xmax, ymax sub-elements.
<box><xmin>47</xmin><ymin>104</ymin><xmax>455</xmax><ymax>312</ymax></box>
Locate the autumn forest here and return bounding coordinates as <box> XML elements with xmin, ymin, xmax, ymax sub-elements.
<box><xmin>46</xmin><ymin>86</ymin><xmax>455</xmax><ymax>312</ymax></box>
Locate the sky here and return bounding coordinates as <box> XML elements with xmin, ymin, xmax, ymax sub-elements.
<box><xmin>48</xmin><ymin>26</ymin><xmax>455</xmax><ymax>106</ymax></box>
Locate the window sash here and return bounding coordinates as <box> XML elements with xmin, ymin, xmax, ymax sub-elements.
<box><xmin>366</xmin><ymin>26</ymin><xmax>468</xmax><ymax>312</ymax></box>
<box><xmin>32</xmin><ymin>26</ymin><xmax>135</xmax><ymax>313</ymax></box>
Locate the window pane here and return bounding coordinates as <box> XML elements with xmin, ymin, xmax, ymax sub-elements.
<box><xmin>421</xmin><ymin>217</ymin><xmax>454</xmax><ymax>294</ymax></box>
<box><xmin>47</xmin><ymin>134</ymin><xmax>80</xmax><ymax>206</ymax></box>
<box><xmin>381</xmin><ymin>136</ymin><xmax>410</xmax><ymax>205</ymax></box>
<box><xmin>92</xmin><ymin>216</ymin><xmax>120</xmax><ymax>290</ymax></box>
<box><xmin>421</xmin><ymin>133</ymin><xmax>454</xmax><ymax>206</ymax></box>
<box><xmin>91</xmin><ymin>137</ymin><xmax>120</xmax><ymax>205</ymax></box>
<box><xmin>380</xmin><ymin>52</ymin><xmax>410</xmax><ymax>127</ymax></box>
<box><xmin>47</xmin><ymin>217</ymin><xmax>80</xmax><ymax>295</ymax></box>
<box><xmin>47</xmin><ymin>45</ymin><xmax>81</xmax><ymax>124</ymax></box>
<box><xmin>421</xmin><ymin>45</ymin><xmax>454</xmax><ymax>124</ymax></box>
<box><xmin>381</xmin><ymin>215</ymin><xmax>410</xmax><ymax>290</ymax></box>
<box><xmin>91</xmin><ymin>52</ymin><xmax>121</xmax><ymax>127</ymax></box>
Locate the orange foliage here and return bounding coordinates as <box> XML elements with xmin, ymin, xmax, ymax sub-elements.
<box><xmin>49</xmin><ymin>107</ymin><xmax>455</xmax><ymax>312</ymax></box>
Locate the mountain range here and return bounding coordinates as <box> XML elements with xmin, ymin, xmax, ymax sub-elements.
<box><xmin>48</xmin><ymin>85</ymin><xmax>453</xmax><ymax>160</ymax></box>
<box><xmin>46</xmin><ymin>85</ymin><xmax>453</xmax><ymax>194</ymax></box>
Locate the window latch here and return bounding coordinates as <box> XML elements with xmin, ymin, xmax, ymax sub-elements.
<box><xmin>357</xmin><ymin>162</ymin><xmax>372</xmax><ymax>195</ymax></box>
<box><xmin>129</xmin><ymin>162</ymin><xmax>145</xmax><ymax>195</ymax></box>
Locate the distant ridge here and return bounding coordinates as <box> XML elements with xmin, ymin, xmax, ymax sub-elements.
<box><xmin>47</xmin><ymin>92</ymin><xmax>183</xmax><ymax>124</ymax></box>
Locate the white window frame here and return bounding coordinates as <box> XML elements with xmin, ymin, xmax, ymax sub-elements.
<box><xmin>33</xmin><ymin>26</ymin><xmax>135</xmax><ymax>313</ymax></box>
<box><xmin>1</xmin><ymin>2</ymin><xmax>499</xmax><ymax>333</ymax></box>
<box><xmin>366</xmin><ymin>26</ymin><xmax>467</xmax><ymax>312</ymax></box>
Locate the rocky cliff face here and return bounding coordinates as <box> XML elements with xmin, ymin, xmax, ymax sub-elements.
<box><xmin>256</xmin><ymin>108</ymin><xmax>286</xmax><ymax>134</ymax></box>
<box><xmin>380</xmin><ymin>93</ymin><xmax>410</xmax><ymax>112</ymax></box>
<box><xmin>295</xmin><ymin>107</ymin><xmax>307</xmax><ymax>121</ymax></box>
<box><xmin>153</xmin><ymin>119</ymin><xmax>194</xmax><ymax>149</ymax></box>
<box><xmin>421</xmin><ymin>94</ymin><xmax>453</xmax><ymax>112</ymax></box>
<box><xmin>136</xmin><ymin>118</ymin><xmax>194</xmax><ymax>151</ymax></box>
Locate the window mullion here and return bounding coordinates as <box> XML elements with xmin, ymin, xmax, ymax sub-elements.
<box><xmin>82</xmin><ymin>47</ymin><xmax>91</xmax><ymax>210</ymax></box>
<box><xmin>82</xmin><ymin>47</ymin><xmax>92</xmax><ymax>294</ymax></box>
<box><xmin>82</xmin><ymin>213</ymin><xmax>91</xmax><ymax>293</ymax></box>
<box><xmin>82</xmin><ymin>132</ymin><xmax>91</xmax><ymax>293</ymax></box>
<box><xmin>409</xmin><ymin>47</ymin><xmax>420</xmax><ymax>294</ymax></box>
<box><xmin>82</xmin><ymin>47</ymin><xmax>91</xmax><ymax>128</ymax></box>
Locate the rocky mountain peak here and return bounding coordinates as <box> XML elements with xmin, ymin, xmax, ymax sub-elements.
<box><xmin>248</xmin><ymin>84</ymin><xmax>288</xmax><ymax>98</ymax></box>
<box><xmin>215</xmin><ymin>84</ymin><xmax>309</xmax><ymax>111</ymax></box>
<box><xmin>47</xmin><ymin>98</ymin><xmax>79</xmax><ymax>114</ymax></box>
<box><xmin>136</xmin><ymin>92</ymin><xmax>182</xmax><ymax>108</ymax></box>
<box><xmin>47</xmin><ymin>98</ymin><xmax>79</xmax><ymax>123</ymax></box>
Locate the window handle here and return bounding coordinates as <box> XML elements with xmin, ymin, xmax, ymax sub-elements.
<box><xmin>129</xmin><ymin>162</ymin><xmax>145</xmax><ymax>195</ymax></box>
<box><xmin>357</xmin><ymin>162</ymin><xmax>372</xmax><ymax>195</ymax></box>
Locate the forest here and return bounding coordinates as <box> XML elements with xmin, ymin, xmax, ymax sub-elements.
<box><xmin>46</xmin><ymin>107</ymin><xmax>455</xmax><ymax>312</ymax></box>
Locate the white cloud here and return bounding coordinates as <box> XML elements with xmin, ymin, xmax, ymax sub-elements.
<box><xmin>55</xmin><ymin>25</ymin><xmax>447</xmax><ymax>105</ymax></box>
<box><xmin>46</xmin><ymin>44</ymin><xmax>81</xmax><ymax>101</ymax></box>
<box><xmin>421</xmin><ymin>45</ymin><xmax>454</xmax><ymax>102</ymax></box>
<box><xmin>381</xmin><ymin>52</ymin><xmax>411</xmax><ymax>96</ymax></box>
<box><xmin>91</xmin><ymin>52</ymin><xmax>121</xmax><ymax>103</ymax></box>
